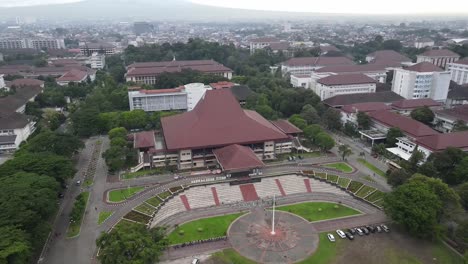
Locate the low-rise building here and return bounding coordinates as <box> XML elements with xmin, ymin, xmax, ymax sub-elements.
<box><xmin>322</xmin><ymin>91</ymin><xmax>404</xmax><ymax>108</ymax></box>
<box><xmin>446</xmin><ymin>82</ymin><xmax>468</xmax><ymax>108</ymax></box>
<box><xmin>340</xmin><ymin>102</ymin><xmax>392</xmax><ymax>125</ymax></box>
<box><xmin>416</xmin><ymin>49</ymin><xmax>460</xmax><ymax>69</ymax></box>
<box><xmin>391</xmin><ymin>62</ymin><xmax>451</xmax><ymax>102</ymax></box>
<box><xmin>365</xmin><ymin>50</ymin><xmax>411</xmax><ymax>65</ymax></box>
<box><xmin>390</xmin><ymin>98</ymin><xmax>443</xmax><ymax>116</ymax></box>
<box><xmin>315</xmin><ymin>74</ymin><xmax>377</xmax><ymax>100</ymax></box>
<box><xmin>88</xmin><ymin>52</ymin><xmax>106</xmax><ymax>70</ymax></box>
<box><xmin>281</xmin><ymin>56</ymin><xmax>354</xmax><ymax>76</ymax></box>
<box><xmin>290</xmin><ymin>74</ymin><xmax>312</xmax><ymax>89</ymax></box>
<box><xmin>56</xmin><ymin>69</ymin><xmax>95</xmax><ymax>86</ymax></box>
<box><xmin>79</xmin><ymin>42</ymin><xmax>116</xmax><ymax>56</ymax></box>
<box><xmin>414</xmin><ymin>38</ymin><xmax>435</xmax><ymax>49</ymax></box>
<box><xmin>249</xmin><ymin>37</ymin><xmax>282</xmax><ymax>54</ymax></box>
<box><xmin>448</xmin><ymin>59</ymin><xmax>468</xmax><ymax>85</ymax></box>
<box><xmin>433</xmin><ymin>105</ymin><xmax>468</xmax><ymax>133</ymax></box>
<box><xmin>125</xmin><ymin>60</ymin><xmax>233</xmax><ymax>85</ymax></box>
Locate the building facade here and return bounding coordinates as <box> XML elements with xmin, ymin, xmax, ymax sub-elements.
<box><xmin>0</xmin><ymin>38</ymin><xmax>65</xmax><ymax>49</ymax></box>
<box><xmin>416</xmin><ymin>49</ymin><xmax>460</xmax><ymax>69</ymax></box>
<box><xmin>391</xmin><ymin>62</ymin><xmax>451</xmax><ymax>102</ymax></box>
<box><xmin>281</xmin><ymin>56</ymin><xmax>354</xmax><ymax>76</ymax></box>
<box><xmin>448</xmin><ymin>59</ymin><xmax>468</xmax><ymax>85</ymax></box>
<box><xmin>314</xmin><ymin>74</ymin><xmax>377</xmax><ymax>100</ymax></box>
<box><xmin>249</xmin><ymin>37</ymin><xmax>282</xmax><ymax>54</ymax></box>
<box><xmin>88</xmin><ymin>52</ymin><xmax>106</xmax><ymax>69</ymax></box>
<box><xmin>433</xmin><ymin>105</ymin><xmax>468</xmax><ymax>133</ymax></box>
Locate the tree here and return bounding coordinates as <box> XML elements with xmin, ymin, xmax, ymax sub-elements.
<box><xmin>356</xmin><ymin>111</ymin><xmax>371</xmax><ymax>130</ymax></box>
<box><xmin>303</xmin><ymin>124</ymin><xmax>323</xmax><ymax>143</ymax></box>
<box><xmin>452</xmin><ymin>157</ymin><xmax>468</xmax><ymax>185</ymax></box>
<box><xmin>382</xmin><ymin>39</ymin><xmax>403</xmax><ymax>51</ymax></box>
<box><xmin>288</xmin><ymin>114</ymin><xmax>307</xmax><ymax>130</ymax></box>
<box><xmin>96</xmin><ymin>224</ymin><xmax>167</xmax><ymax>264</ymax></box>
<box><xmin>404</xmin><ymin>149</ymin><xmax>425</xmax><ymax>174</ymax></box>
<box><xmin>19</xmin><ymin>131</ymin><xmax>83</xmax><ymax>157</ymax></box>
<box><xmin>384</xmin><ymin>176</ymin><xmax>442</xmax><ymax>238</ymax></box>
<box><xmin>343</xmin><ymin>121</ymin><xmax>359</xmax><ymax>137</ymax></box>
<box><xmin>338</xmin><ymin>144</ymin><xmax>353</xmax><ymax>160</ymax></box>
<box><xmin>372</xmin><ymin>143</ymin><xmax>387</xmax><ymax>156</ymax></box>
<box><xmin>315</xmin><ymin>132</ymin><xmax>335</xmax><ymax>152</ymax></box>
<box><xmin>452</xmin><ymin>120</ymin><xmax>468</xmax><ymax>132</ymax></box>
<box><xmin>410</xmin><ymin>106</ymin><xmax>434</xmax><ymax>125</ymax></box>
<box><xmin>0</xmin><ymin>226</ymin><xmax>31</xmax><ymax>264</ymax></box>
<box><xmin>322</xmin><ymin>108</ymin><xmax>342</xmax><ymax>131</ymax></box>
<box><xmin>457</xmin><ymin>182</ymin><xmax>468</xmax><ymax>210</ymax></box>
<box><xmin>425</xmin><ymin>147</ymin><xmax>466</xmax><ymax>184</ymax></box>
<box><xmin>386</xmin><ymin>127</ymin><xmax>404</xmax><ymax>147</ymax></box>
<box><xmin>300</xmin><ymin>104</ymin><xmax>320</xmax><ymax>124</ymax></box>
<box><xmin>387</xmin><ymin>169</ymin><xmax>411</xmax><ymax>187</ymax></box>
<box><xmin>121</xmin><ymin>110</ymin><xmax>148</xmax><ymax>130</ymax></box>
<box><xmin>108</xmin><ymin>127</ymin><xmax>128</xmax><ymax>140</ymax></box>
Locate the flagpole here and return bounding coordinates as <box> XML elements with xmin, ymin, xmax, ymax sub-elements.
<box><xmin>271</xmin><ymin>194</ymin><xmax>276</xmax><ymax>235</ymax></box>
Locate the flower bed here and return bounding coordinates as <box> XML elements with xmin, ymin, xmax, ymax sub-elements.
<box><xmin>169</xmin><ymin>186</ymin><xmax>183</xmax><ymax>193</ymax></box>
<box><xmin>146</xmin><ymin>196</ymin><xmax>162</xmax><ymax>207</ymax></box>
<box><xmin>123</xmin><ymin>210</ymin><xmax>152</xmax><ymax>224</ymax></box>
<box><xmin>134</xmin><ymin>203</ymin><xmax>157</xmax><ymax>216</ymax></box>
<box><xmin>355</xmin><ymin>186</ymin><xmax>377</xmax><ymax>198</ymax></box>
<box><xmin>326</xmin><ymin>174</ymin><xmax>339</xmax><ymax>183</ymax></box>
<box><xmin>365</xmin><ymin>190</ymin><xmax>385</xmax><ymax>203</ymax></box>
<box><xmin>347</xmin><ymin>181</ymin><xmax>364</xmax><ymax>193</ymax></box>
<box><xmin>158</xmin><ymin>191</ymin><xmax>172</xmax><ymax>200</ymax></box>
<box><xmin>337</xmin><ymin>177</ymin><xmax>351</xmax><ymax>188</ymax></box>
<box><xmin>315</xmin><ymin>172</ymin><xmax>327</xmax><ymax>179</ymax></box>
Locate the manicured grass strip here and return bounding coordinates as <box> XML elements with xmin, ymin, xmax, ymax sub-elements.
<box><xmin>315</xmin><ymin>172</ymin><xmax>327</xmax><ymax>179</ymax></box>
<box><xmin>276</xmin><ymin>202</ymin><xmax>360</xmax><ymax>222</ymax></box>
<box><xmin>431</xmin><ymin>242</ymin><xmax>464</xmax><ymax>264</ymax></box>
<box><xmin>108</xmin><ymin>187</ymin><xmax>145</xmax><ymax>202</ymax></box>
<box><xmin>84</xmin><ymin>179</ymin><xmax>93</xmax><ymax>187</ymax></box>
<box><xmin>167</xmin><ymin>213</ymin><xmax>243</xmax><ymax>245</ymax></box>
<box><xmin>112</xmin><ymin>219</ymin><xmax>144</xmax><ymax>232</ymax></box>
<box><xmin>347</xmin><ymin>181</ymin><xmax>364</xmax><ymax>193</ymax></box>
<box><xmin>210</xmin><ymin>249</ymin><xmax>257</xmax><ymax>264</ymax></box>
<box><xmin>365</xmin><ymin>190</ymin><xmax>385</xmax><ymax>203</ymax></box>
<box><xmin>357</xmin><ymin>158</ymin><xmax>387</xmax><ymax>178</ymax></box>
<box><xmin>297</xmin><ymin>233</ymin><xmax>343</xmax><ymax>264</ymax></box>
<box><xmin>146</xmin><ymin>196</ymin><xmax>162</xmax><ymax>207</ymax></box>
<box><xmin>355</xmin><ymin>185</ymin><xmax>377</xmax><ymax>198</ymax></box>
<box><xmin>123</xmin><ymin>210</ymin><xmax>152</xmax><ymax>224</ymax></box>
<box><xmin>134</xmin><ymin>203</ymin><xmax>157</xmax><ymax>216</ymax></box>
<box><xmin>322</xmin><ymin>162</ymin><xmax>353</xmax><ymax>173</ymax></box>
<box><xmin>327</xmin><ymin>174</ymin><xmax>339</xmax><ymax>183</ymax></box>
<box><xmin>158</xmin><ymin>191</ymin><xmax>172</xmax><ymax>200</ymax></box>
<box><xmin>98</xmin><ymin>211</ymin><xmax>113</xmax><ymax>225</ymax></box>
<box><xmin>66</xmin><ymin>192</ymin><xmax>90</xmax><ymax>238</ymax></box>
<box><xmin>374</xmin><ymin>199</ymin><xmax>385</xmax><ymax>207</ymax></box>
<box><xmin>121</xmin><ymin>166</ymin><xmax>176</xmax><ymax>180</ymax></box>
<box><xmin>337</xmin><ymin>177</ymin><xmax>351</xmax><ymax>188</ymax></box>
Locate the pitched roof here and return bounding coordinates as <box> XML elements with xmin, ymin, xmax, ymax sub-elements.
<box><xmin>134</xmin><ymin>131</ymin><xmax>155</xmax><ymax>149</ymax></box>
<box><xmin>323</xmin><ymin>91</ymin><xmax>404</xmax><ymax>107</ymax></box>
<box><xmin>268</xmin><ymin>42</ymin><xmax>290</xmax><ymax>51</ymax></box>
<box><xmin>451</xmin><ymin>58</ymin><xmax>468</xmax><ymax>66</ymax></box>
<box><xmin>213</xmin><ymin>144</ymin><xmax>265</xmax><ymax>171</ymax></box>
<box><xmin>0</xmin><ymin>85</ymin><xmax>42</xmax><ymax>114</ymax></box>
<box><xmin>283</xmin><ymin>56</ymin><xmax>354</xmax><ymax>67</ymax></box>
<box><xmin>368</xmin><ymin>110</ymin><xmax>439</xmax><ymax>138</ymax></box>
<box><xmin>56</xmin><ymin>69</ymin><xmax>88</xmax><ymax>82</ymax></box>
<box><xmin>447</xmin><ymin>82</ymin><xmax>468</xmax><ymax>99</ymax></box>
<box><xmin>271</xmin><ymin>120</ymin><xmax>303</xmax><ymax>134</ymax></box>
<box><xmin>405</xmin><ymin>62</ymin><xmax>444</xmax><ymax>72</ymax></box>
<box><xmin>419</xmin><ymin>49</ymin><xmax>460</xmax><ymax>57</ymax></box>
<box><xmin>341</xmin><ymin>102</ymin><xmax>392</xmax><ymax>113</ymax></box>
<box><xmin>315</xmin><ymin>64</ymin><xmax>388</xmax><ymax>73</ymax></box>
<box><xmin>434</xmin><ymin>105</ymin><xmax>468</xmax><ymax>122</ymax></box>
<box><xmin>10</xmin><ymin>78</ymin><xmax>44</xmax><ymax>87</ymax></box>
<box><xmin>416</xmin><ymin>131</ymin><xmax>468</xmax><ymax>151</ymax></box>
<box><xmin>126</xmin><ymin>60</ymin><xmax>232</xmax><ymax>77</ymax></box>
<box><xmin>0</xmin><ymin>112</ymin><xmax>33</xmax><ymax>130</ymax></box>
<box><xmin>210</xmin><ymin>81</ymin><xmax>235</xmax><ymax>90</ymax></box>
<box><xmin>367</xmin><ymin>50</ymin><xmax>411</xmax><ymax>63</ymax></box>
<box><xmin>161</xmin><ymin>89</ymin><xmax>289</xmax><ymax>151</ymax></box>
<box><xmin>317</xmin><ymin>73</ymin><xmax>376</xmax><ymax>86</ymax></box>
<box><xmin>391</xmin><ymin>98</ymin><xmax>442</xmax><ymax>109</ymax></box>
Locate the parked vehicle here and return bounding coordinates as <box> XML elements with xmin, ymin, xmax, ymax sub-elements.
<box><xmin>345</xmin><ymin>232</ymin><xmax>354</xmax><ymax>240</ymax></box>
<box><xmin>76</xmin><ymin>180</ymin><xmax>81</xmax><ymax>186</ymax></box>
<box><xmin>348</xmin><ymin>228</ymin><xmax>356</xmax><ymax>235</ymax></box>
<box><xmin>327</xmin><ymin>233</ymin><xmax>336</xmax><ymax>242</ymax></box>
<box><xmin>356</xmin><ymin>228</ymin><xmax>364</xmax><ymax>236</ymax></box>
<box><xmin>381</xmin><ymin>224</ymin><xmax>390</xmax><ymax>232</ymax></box>
<box><xmin>336</xmin><ymin>229</ymin><xmax>346</xmax><ymax>239</ymax></box>
<box><xmin>376</xmin><ymin>226</ymin><xmax>382</xmax><ymax>233</ymax></box>
<box><xmin>367</xmin><ymin>225</ymin><xmax>376</xmax><ymax>233</ymax></box>
<box><xmin>298</xmin><ymin>155</ymin><xmax>303</xmax><ymax>160</ymax></box>
<box><xmin>362</xmin><ymin>227</ymin><xmax>370</xmax><ymax>235</ymax></box>
<box><xmin>192</xmin><ymin>258</ymin><xmax>200</xmax><ymax>264</ymax></box>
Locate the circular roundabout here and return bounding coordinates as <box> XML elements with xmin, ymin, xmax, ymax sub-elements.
<box><xmin>228</xmin><ymin>207</ymin><xmax>319</xmax><ymax>263</ymax></box>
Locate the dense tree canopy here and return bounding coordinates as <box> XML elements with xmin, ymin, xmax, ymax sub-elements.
<box><xmin>18</xmin><ymin>131</ymin><xmax>83</xmax><ymax>157</ymax></box>
<box><xmin>386</xmin><ymin>127</ymin><xmax>404</xmax><ymax>147</ymax></box>
<box><xmin>410</xmin><ymin>106</ymin><xmax>435</xmax><ymax>125</ymax></box>
<box><xmin>356</xmin><ymin>111</ymin><xmax>371</xmax><ymax>130</ymax></box>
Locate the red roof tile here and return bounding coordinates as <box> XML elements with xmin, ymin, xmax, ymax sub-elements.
<box><xmin>161</xmin><ymin>89</ymin><xmax>289</xmax><ymax>151</ymax></box>
<box><xmin>341</xmin><ymin>102</ymin><xmax>392</xmax><ymax>113</ymax></box>
<box><xmin>367</xmin><ymin>50</ymin><xmax>411</xmax><ymax>63</ymax></box>
<box><xmin>134</xmin><ymin>131</ymin><xmax>155</xmax><ymax>149</ymax></box>
<box><xmin>271</xmin><ymin>120</ymin><xmax>302</xmax><ymax>134</ymax></box>
<box><xmin>420</xmin><ymin>49</ymin><xmax>460</xmax><ymax>57</ymax></box>
<box><xmin>452</xmin><ymin>58</ymin><xmax>468</xmax><ymax>66</ymax></box>
<box><xmin>317</xmin><ymin>73</ymin><xmax>376</xmax><ymax>86</ymax></box>
<box><xmin>283</xmin><ymin>56</ymin><xmax>354</xmax><ymax>67</ymax></box>
<box><xmin>368</xmin><ymin>110</ymin><xmax>439</xmax><ymax>138</ymax></box>
<box><xmin>56</xmin><ymin>69</ymin><xmax>88</xmax><ymax>82</ymax></box>
<box><xmin>416</xmin><ymin>131</ymin><xmax>468</xmax><ymax>151</ymax></box>
<box><xmin>10</xmin><ymin>78</ymin><xmax>44</xmax><ymax>87</ymax></box>
<box><xmin>210</xmin><ymin>81</ymin><xmax>235</xmax><ymax>90</ymax></box>
<box><xmin>391</xmin><ymin>98</ymin><xmax>442</xmax><ymax>109</ymax></box>
<box><xmin>315</xmin><ymin>64</ymin><xmax>388</xmax><ymax>73</ymax></box>
<box><xmin>405</xmin><ymin>62</ymin><xmax>444</xmax><ymax>72</ymax></box>
<box><xmin>434</xmin><ymin>105</ymin><xmax>468</xmax><ymax>122</ymax></box>
<box><xmin>213</xmin><ymin>144</ymin><xmax>265</xmax><ymax>171</ymax></box>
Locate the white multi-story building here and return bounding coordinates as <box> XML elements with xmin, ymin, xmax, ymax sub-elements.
<box><xmin>392</xmin><ymin>62</ymin><xmax>451</xmax><ymax>102</ymax></box>
<box><xmin>128</xmin><ymin>83</ymin><xmax>214</xmax><ymax>112</ymax></box>
<box><xmin>414</xmin><ymin>38</ymin><xmax>435</xmax><ymax>49</ymax></box>
<box><xmin>0</xmin><ymin>39</ymin><xmax>27</xmax><ymax>49</ymax></box>
<box><xmin>448</xmin><ymin>59</ymin><xmax>468</xmax><ymax>85</ymax></box>
<box><xmin>290</xmin><ymin>74</ymin><xmax>311</xmax><ymax>89</ymax></box>
<box><xmin>314</xmin><ymin>74</ymin><xmax>377</xmax><ymax>101</ymax></box>
<box><xmin>79</xmin><ymin>42</ymin><xmax>116</xmax><ymax>56</ymax></box>
<box><xmin>433</xmin><ymin>105</ymin><xmax>468</xmax><ymax>133</ymax></box>
<box><xmin>249</xmin><ymin>37</ymin><xmax>282</xmax><ymax>54</ymax></box>
<box><xmin>0</xmin><ymin>38</ymin><xmax>65</xmax><ymax>50</ymax></box>
<box><xmin>88</xmin><ymin>52</ymin><xmax>106</xmax><ymax>69</ymax></box>
<box><xmin>281</xmin><ymin>56</ymin><xmax>354</xmax><ymax>76</ymax></box>
<box><xmin>416</xmin><ymin>49</ymin><xmax>460</xmax><ymax>69</ymax></box>
<box><xmin>0</xmin><ymin>74</ymin><xmax>5</xmax><ymax>90</ymax></box>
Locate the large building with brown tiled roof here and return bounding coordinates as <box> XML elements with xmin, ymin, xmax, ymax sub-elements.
<box><xmin>131</xmin><ymin>89</ymin><xmax>299</xmax><ymax>171</ymax></box>
<box><xmin>433</xmin><ymin>105</ymin><xmax>468</xmax><ymax>133</ymax></box>
<box><xmin>416</xmin><ymin>49</ymin><xmax>460</xmax><ymax>69</ymax></box>
<box><xmin>315</xmin><ymin>73</ymin><xmax>377</xmax><ymax>100</ymax></box>
<box><xmin>365</xmin><ymin>50</ymin><xmax>411</xmax><ymax>65</ymax></box>
<box><xmin>323</xmin><ymin>91</ymin><xmax>404</xmax><ymax>108</ymax></box>
<box><xmin>448</xmin><ymin>58</ymin><xmax>468</xmax><ymax>85</ymax></box>
<box><xmin>281</xmin><ymin>56</ymin><xmax>354</xmax><ymax>76</ymax></box>
<box><xmin>125</xmin><ymin>60</ymin><xmax>233</xmax><ymax>85</ymax></box>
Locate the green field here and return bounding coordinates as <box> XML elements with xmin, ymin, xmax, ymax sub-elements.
<box><xmin>298</xmin><ymin>233</ymin><xmax>343</xmax><ymax>264</ymax></box>
<box><xmin>66</xmin><ymin>192</ymin><xmax>90</xmax><ymax>238</ymax></box>
<box><xmin>337</xmin><ymin>177</ymin><xmax>351</xmax><ymax>188</ymax></box>
<box><xmin>167</xmin><ymin>213</ymin><xmax>243</xmax><ymax>244</ymax></box>
<box><xmin>355</xmin><ymin>185</ymin><xmax>377</xmax><ymax>198</ymax></box>
<box><xmin>357</xmin><ymin>158</ymin><xmax>387</xmax><ymax>178</ymax></box>
<box><xmin>322</xmin><ymin>162</ymin><xmax>354</xmax><ymax>173</ymax></box>
<box><xmin>98</xmin><ymin>211</ymin><xmax>113</xmax><ymax>225</ymax></box>
<box><xmin>276</xmin><ymin>202</ymin><xmax>360</xmax><ymax>222</ymax></box>
<box><xmin>108</xmin><ymin>186</ymin><xmax>144</xmax><ymax>202</ymax></box>
<box><xmin>209</xmin><ymin>249</ymin><xmax>257</xmax><ymax>264</ymax></box>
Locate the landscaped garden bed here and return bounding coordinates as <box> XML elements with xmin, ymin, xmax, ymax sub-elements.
<box><xmin>158</xmin><ymin>191</ymin><xmax>172</xmax><ymax>200</ymax></box>
<box><xmin>145</xmin><ymin>196</ymin><xmax>162</xmax><ymax>207</ymax></box>
<box><xmin>326</xmin><ymin>174</ymin><xmax>339</xmax><ymax>183</ymax></box>
<box><xmin>169</xmin><ymin>186</ymin><xmax>183</xmax><ymax>193</ymax></box>
<box><xmin>322</xmin><ymin>162</ymin><xmax>353</xmax><ymax>173</ymax></box>
<box><xmin>365</xmin><ymin>190</ymin><xmax>385</xmax><ymax>203</ymax></box>
<box><xmin>134</xmin><ymin>203</ymin><xmax>157</xmax><ymax>216</ymax></box>
<box><xmin>315</xmin><ymin>172</ymin><xmax>327</xmax><ymax>179</ymax></box>
<box><xmin>355</xmin><ymin>185</ymin><xmax>377</xmax><ymax>199</ymax></box>
<box><xmin>108</xmin><ymin>186</ymin><xmax>145</xmax><ymax>203</ymax></box>
<box><xmin>347</xmin><ymin>181</ymin><xmax>364</xmax><ymax>193</ymax></box>
<box><xmin>337</xmin><ymin>177</ymin><xmax>351</xmax><ymax>188</ymax></box>
<box><xmin>123</xmin><ymin>210</ymin><xmax>152</xmax><ymax>224</ymax></box>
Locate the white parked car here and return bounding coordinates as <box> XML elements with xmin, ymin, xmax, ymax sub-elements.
<box><xmin>336</xmin><ymin>229</ymin><xmax>346</xmax><ymax>239</ymax></box>
<box><xmin>327</xmin><ymin>233</ymin><xmax>335</xmax><ymax>242</ymax></box>
<box><xmin>192</xmin><ymin>258</ymin><xmax>200</xmax><ymax>264</ymax></box>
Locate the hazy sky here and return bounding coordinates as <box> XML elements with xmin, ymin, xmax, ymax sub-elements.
<box><xmin>190</xmin><ymin>0</ymin><xmax>468</xmax><ymax>14</ymax></box>
<box><xmin>0</xmin><ymin>0</ymin><xmax>82</xmax><ymax>7</ymax></box>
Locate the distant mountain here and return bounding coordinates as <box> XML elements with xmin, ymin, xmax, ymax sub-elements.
<box><xmin>0</xmin><ymin>0</ymin><xmax>342</xmax><ymax>21</ymax></box>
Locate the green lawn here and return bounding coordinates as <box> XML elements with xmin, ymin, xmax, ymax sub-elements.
<box><xmin>431</xmin><ymin>242</ymin><xmax>464</xmax><ymax>264</ymax></box>
<box><xmin>98</xmin><ymin>211</ymin><xmax>113</xmax><ymax>225</ymax></box>
<box><xmin>66</xmin><ymin>192</ymin><xmax>90</xmax><ymax>238</ymax></box>
<box><xmin>167</xmin><ymin>213</ymin><xmax>243</xmax><ymax>244</ymax></box>
<box><xmin>357</xmin><ymin>158</ymin><xmax>387</xmax><ymax>178</ymax></box>
<box><xmin>365</xmin><ymin>190</ymin><xmax>385</xmax><ymax>203</ymax></box>
<box><xmin>209</xmin><ymin>249</ymin><xmax>257</xmax><ymax>264</ymax></box>
<box><xmin>121</xmin><ymin>166</ymin><xmax>176</xmax><ymax>180</ymax></box>
<box><xmin>327</xmin><ymin>174</ymin><xmax>339</xmax><ymax>183</ymax></box>
<box><xmin>145</xmin><ymin>196</ymin><xmax>162</xmax><ymax>207</ymax></box>
<box><xmin>322</xmin><ymin>162</ymin><xmax>354</xmax><ymax>173</ymax></box>
<box><xmin>363</xmin><ymin>175</ymin><xmax>377</xmax><ymax>183</ymax></box>
<box><xmin>276</xmin><ymin>202</ymin><xmax>360</xmax><ymax>222</ymax></box>
<box><xmin>355</xmin><ymin>185</ymin><xmax>377</xmax><ymax>198</ymax></box>
<box><xmin>84</xmin><ymin>179</ymin><xmax>93</xmax><ymax>187</ymax></box>
<box><xmin>108</xmin><ymin>187</ymin><xmax>145</xmax><ymax>203</ymax></box>
<box><xmin>134</xmin><ymin>203</ymin><xmax>156</xmax><ymax>216</ymax></box>
<box><xmin>374</xmin><ymin>199</ymin><xmax>385</xmax><ymax>207</ymax></box>
<box><xmin>337</xmin><ymin>177</ymin><xmax>351</xmax><ymax>188</ymax></box>
<box><xmin>347</xmin><ymin>181</ymin><xmax>364</xmax><ymax>193</ymax></box>
<box><xmin>112</xmin><ymin>219</ymin><xmax>144</xmax><ymax>232</ymax></box>
<box><xmin>158</xmin><ymin>191</ymin><xmax>172</xmax><ymax>200</ymax></box>
<box><xmin>298</xmin><ymin>233</ymin><xmax>343</xmax><ymax>264</ymax></box>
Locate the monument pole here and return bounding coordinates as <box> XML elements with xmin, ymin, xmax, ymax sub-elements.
<box><xmin>271</xmin><ymin>194</ymin><xmax>276</xmax><ymax>235</ymax></box>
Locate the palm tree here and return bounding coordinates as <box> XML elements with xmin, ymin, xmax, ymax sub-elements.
<box><xmin>338</xmin><ymin>144</ymin><xmax>353</xmax><ymax>161</ymax></box>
